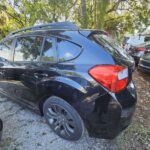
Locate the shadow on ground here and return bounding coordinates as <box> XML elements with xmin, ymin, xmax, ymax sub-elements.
<box><xmin>0</xmin><ymin>95</ymin><xmax>117</xmax><ymax>150</ymax></box>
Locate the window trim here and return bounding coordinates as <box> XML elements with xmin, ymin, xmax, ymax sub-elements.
<box><xmin>56</xmin><ymin>37</ymin><xmax>83</xmax><ymax>63</ymax></box>
<box><xmin>39</xmin><ymin>36</ymin><xmax>58</xmax><ymax>64</ymax></box>
<box><xmin>40</xmin><ymin>34</ymin><xmax>83</xmax><ymax>63</ymax></box>
<box><xmin>12</xmin><ymin>34</ymin><xmax>83</xmax><ymax>63</ymax></box>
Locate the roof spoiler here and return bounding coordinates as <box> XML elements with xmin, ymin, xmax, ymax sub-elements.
<box><xmin>79</xmin><ymin>30</ymin><xmax>108</xmax><ymax>37</ymax></box>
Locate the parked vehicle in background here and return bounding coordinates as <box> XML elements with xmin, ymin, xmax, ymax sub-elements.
<box><xmin>138</xmin><ymin>52</ymin><xmax>150</xmax><ymax>73</ymax></box>
<box><xmin>0</xmin><ymin>119</ymin><xmax>3</xmax><ymax>140</ymax></box>
<box><xmin>128</xmin><ymin>41</ymin><xmax>150</xmax><ymax>66</ymax></box>
<box><xmin>0</xmin><ymin>22</ymin><xmax>137</xmax><ymax>141</ymax></box>
<box><xmin>123</xmin><ymin>34</ymin><xmax>150</xmax><ymax>51</ymax></box>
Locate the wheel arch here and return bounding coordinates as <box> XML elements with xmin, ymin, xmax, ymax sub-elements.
<box><xmin>38</xmin><ymin>77</ymin><xmax>86</xmax><ymax>115</ymax></box>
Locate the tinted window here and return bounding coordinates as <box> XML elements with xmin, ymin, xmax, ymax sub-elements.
<box><xmin>14</xmin><ymin>36</ymin><xmax>43</xmax><ymax>61</ymax></box>
<box><xmin>57</xmin><ymin>39</ymin><xmax>82</xmax><ymax>62</ymax></box>
<box><xmin>90</xmin><ymin>33</ymin><xmax>130</xmax><ymax>60</ymax></box>
<box><xmin>0</xmin><ymin>40</ymin><xmax>13</xmax><ymax>61</ymax></box>
<box><xmin>41</xmin><ymin>38</ymin><xmax>56</xmax><ymax>62</ymax></box>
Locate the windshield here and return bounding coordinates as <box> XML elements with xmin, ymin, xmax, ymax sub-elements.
<box><xmin>90</xmin><ymin>33</ymin><xmax>132</xmax><ymax>60</ymax></box>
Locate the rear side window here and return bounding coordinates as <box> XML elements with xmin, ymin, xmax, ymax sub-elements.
<box><xmin>0</xmin><ymin>39</ymin><xmax>13</xmax><ymax>61</ymax></box>
<box><xmin>41</xmin><ymin>37</ymin><xmax>56</xmax><ymax>62</ymax></box>
<box><xmin>14</xmin><ymin>36</ymin><xmax>43</xmax><ymax>61</ymax></box>
<box><xmin>57</xmin><ymin>38</ymin><xmax>82</xmax><ymax>62</ymax></box>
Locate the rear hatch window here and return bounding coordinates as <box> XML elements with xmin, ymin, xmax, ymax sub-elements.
<box><xmin>89</xmin><ymin>32</ymin><xmax>135</xmax><ymax>81</ymax></box>
<box><xmin>89</xmin><ymin>33</ymin><xmax>130</xmax><ymax>60</ymax></box>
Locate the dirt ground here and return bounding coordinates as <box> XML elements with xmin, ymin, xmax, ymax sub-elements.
<box><xmin>116</xmin><ymin>70</ymin><xmax>150</xmax><ymax>150</ymax></box>
<box><xmin>0</xmin><ymin>70</ymin><xmax>149</xmax><ymax>150</ymax></box>
<box><xmin>0</xmin><ymin>93</ymin><xmax>118</xmax><ymax>150</ymax></box>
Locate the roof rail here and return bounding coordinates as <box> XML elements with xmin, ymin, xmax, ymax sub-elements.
<box><xmin>8</xmin><ymin>21</ymin><xmax>79</xmax><ymax>36</ymax></box>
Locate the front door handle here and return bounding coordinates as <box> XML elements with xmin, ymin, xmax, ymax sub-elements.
<box><xmin>34</xmin><ymin>73</ymin><xmax>48</xmax><ymax>78</ymax></box>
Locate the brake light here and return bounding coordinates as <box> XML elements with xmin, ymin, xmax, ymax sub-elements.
<box><xmin>89</xmin><ymin>65</ymin><xmax>128</xmax><ymax>93</ymax></box>
<box><xmin>135</xmin><ymin>47</ymin><xmax>146</xmax><ymax>51</ymax></box>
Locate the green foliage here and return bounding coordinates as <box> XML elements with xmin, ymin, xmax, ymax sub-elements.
<box><xmin>0</xmin><ymin>0</ymin><xmax>149</xmax><ymax>39</ymax></box>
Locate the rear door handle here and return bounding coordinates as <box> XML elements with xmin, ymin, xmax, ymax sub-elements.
<box><xmin>34</xmin><ymin>73</ymin><xmax>48</xmax><ymax>78</ymax></box>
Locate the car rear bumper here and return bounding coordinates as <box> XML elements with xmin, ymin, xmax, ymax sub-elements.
<box><xmin>82</xmin><ymin>82</ymin><xmax>137</xmax><ymax>139</ymax></box>
<box><xmin>86</xmin><ymin>100</ymin><xmax>135</xmax><ymax>139</ymax></box>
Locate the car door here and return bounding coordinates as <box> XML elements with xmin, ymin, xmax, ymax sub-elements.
<box><xmin>12</xmin><ymin>35</ymin><xmax>57</xmax><ymax>105</ymax></box>
<box><xmin>30</xmin><ymin>36</ymin><xmax>58</xmax><ymax>96</ymax></box>
<box><xmin>10</xmin><ymin>35</ymin><xmax>44</xmax><ymax>104</ymax></box>
<box><xmin>0</xmin><ymin>39</ymin><xmax>16</xmax><ymax>94</ymax></box>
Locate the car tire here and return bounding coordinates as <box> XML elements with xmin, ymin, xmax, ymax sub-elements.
<box><xmin>43</xmin><ymin>96</ymin><xmax>85</xmax><ymax>141</ymax></box>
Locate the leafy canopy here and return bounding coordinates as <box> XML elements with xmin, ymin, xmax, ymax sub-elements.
<box><xmin>0</xmin><ymin>0</ymin><xmax>149</xmax><ymax>39</ymax></box>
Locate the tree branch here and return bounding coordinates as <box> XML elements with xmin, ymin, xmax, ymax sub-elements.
<box><xmin>106</xmin><ymin>0</ymin><xmax>122</xmax><ymax>14</ymax></box>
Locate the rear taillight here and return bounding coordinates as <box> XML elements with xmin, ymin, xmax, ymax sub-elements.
<box><xmin>134</xmin><ymin>47</ymin><xmax>146</xmax><ymax>51</ymax></box>
<box><xmin>89</xmin><ymin>65</ymin><xmax>128</xmax><ymax>93</ymax></box>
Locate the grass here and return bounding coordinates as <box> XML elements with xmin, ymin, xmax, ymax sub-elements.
<box><xmin>116</xmin><ymin>122</ymin><xmax>150</xmax><ymax>150</ymax></box>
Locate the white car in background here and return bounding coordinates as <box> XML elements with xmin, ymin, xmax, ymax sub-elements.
<box><xmin>123</xmin><ymin>34</ymin><xmax>150</xmax><ymax>51</ymax></box>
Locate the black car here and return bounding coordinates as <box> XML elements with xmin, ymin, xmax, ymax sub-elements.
<box><xmin>138</xmin><ymin>52</ymin><xmax>150</xmax><ymax>73</ymax></box>
<box><xmin>0</xmin><ymin>22</ymin><xmax>137</xmax><ymax>141</ymax></box>
<box><xmin>128</xmin><ymin>41</ymin><xmax>150</xmax><ymax>66</ymax></box>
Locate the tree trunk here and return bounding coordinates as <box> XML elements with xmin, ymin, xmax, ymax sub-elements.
<box><xmin>97</xmin><ymin>0</ymin><xmax>109</xmax><ymax>29</ymax></box>
<box><xmin>81</xmin><ymin>0</ymin><xmax>87</xmax><ymax>28</ymax></box>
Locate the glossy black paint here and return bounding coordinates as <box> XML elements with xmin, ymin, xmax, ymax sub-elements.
<box><xmin>0</xmin><ymin>28</ymin><xmax>137</xmax><ymax>139</ymax></box>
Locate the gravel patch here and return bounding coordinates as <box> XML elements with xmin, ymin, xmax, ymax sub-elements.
<box><xmin>0</xmin><ymin>95</ymin><xmax>117</xmax><ymax>150</ymax></box>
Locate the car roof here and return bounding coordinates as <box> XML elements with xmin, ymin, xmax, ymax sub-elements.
<box><xmin>4</xmin><ymin>29</ymin><xmax>104</xmax><ymax>42</ymax></box>
<box><xmin>2</xmin><ymin>21</ymin><xmax>106</xmax><ymax>41</ymax></box>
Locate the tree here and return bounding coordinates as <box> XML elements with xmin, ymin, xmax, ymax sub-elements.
<box><xmin>81</xmin><ymin>0</ymin><xmax>87</xmax><ymax>28</ymax></box>
<box><xmin>0</xmin><ymin>0</ymin><xmax>149</xmax><ymax>40</ymax></box>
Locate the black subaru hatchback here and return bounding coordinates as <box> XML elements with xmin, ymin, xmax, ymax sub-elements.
<box><xmin>0</xmin><ymin>22</ymin><xmax>137</xmax><ymax>141</ymax></box>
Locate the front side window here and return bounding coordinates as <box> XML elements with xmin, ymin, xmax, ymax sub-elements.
<box><xmin>14</xmin><ymin>36</ymin><xmax>43</xmax><ymax>61</ymax></box>
<box><xmin>41</xmin><ymin>37</ymin><xmax>56</xmax><ymax>62</ymax></box>
<box><xmin>57</xmin><ymin>39</ymin><xmax>82</xmax><ymax>62</ymax></box>
<box><xmin>0</xmin><ymin>39</ymin><xmax>13</xmax><ymax>61</ymax></box>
